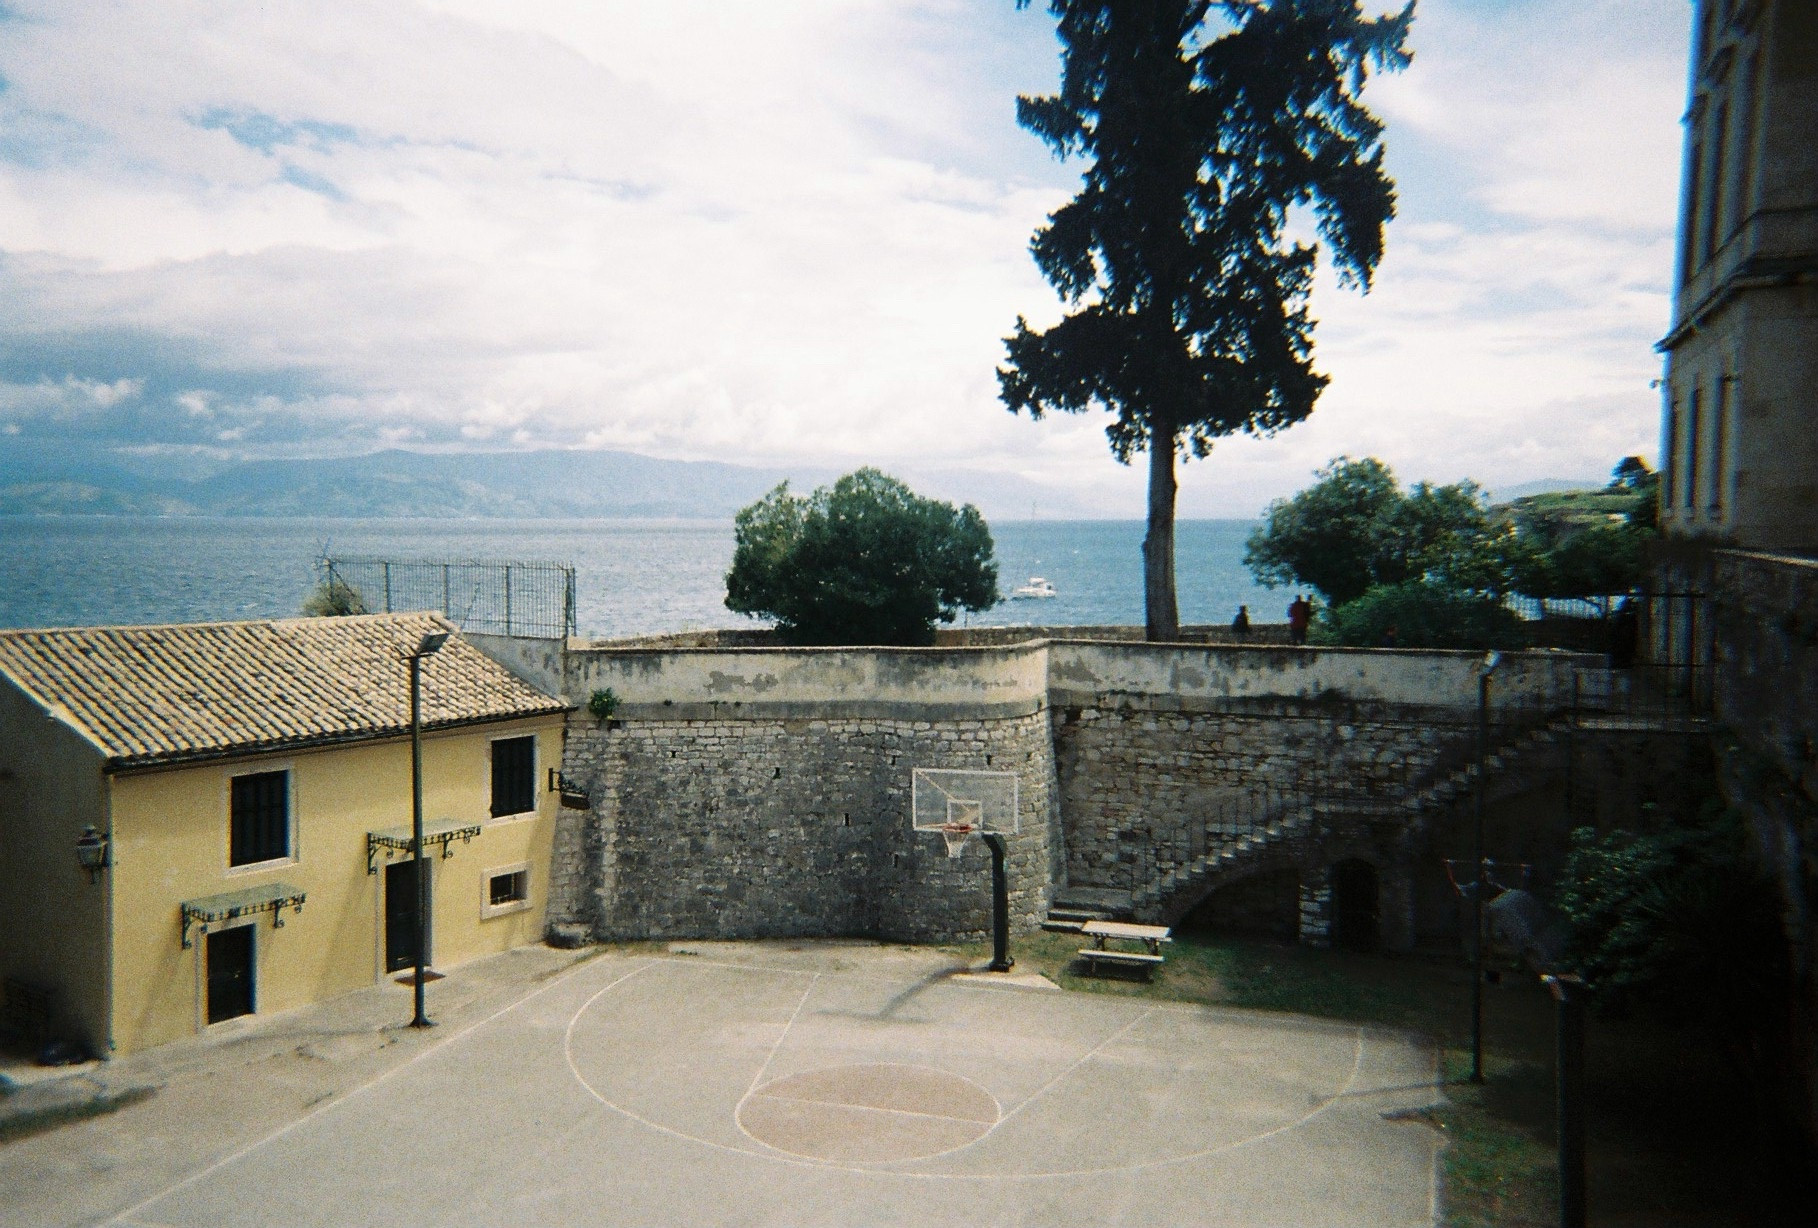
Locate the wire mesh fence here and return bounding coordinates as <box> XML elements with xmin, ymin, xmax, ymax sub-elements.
<box><xmin>319</xmin><ymin>557</ymin><xmax>577</xmax><ymax>638</ymax></box>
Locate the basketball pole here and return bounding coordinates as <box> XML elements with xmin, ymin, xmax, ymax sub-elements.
<box><xmin>983</xmin><ymin>834</ymin><xmax>1014</xmax><ymax>972</ymax></box>
<box><xmin>1470</xmin><ymin>651</ymin><xmax>1502</xmax><ymax>1084</ymax></box>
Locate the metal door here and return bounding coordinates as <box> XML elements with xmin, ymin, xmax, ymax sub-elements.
<box><xmin>206</xmin><ymin>925</ymin><xmax>255</xmax><ymax>1023</ymax></box>
<box><xmin>385</xmin><ymin>859</ymin><xmax>430</xmax><ymax>973</ymax></box>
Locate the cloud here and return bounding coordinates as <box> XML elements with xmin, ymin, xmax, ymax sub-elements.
<box><xmin>0</xmin><ymin>0</ymin><xmax>1690</xmax><ymax>514</ymax></box>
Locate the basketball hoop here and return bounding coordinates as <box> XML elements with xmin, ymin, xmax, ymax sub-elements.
<box><xmin>1444</xmin><ymin>857</ymin><xmax>1532</xmax><ymax>898</ymax></box>
<box><xmin>938</xmin><ymin>822</ymin><xmax>976</xmax><ymax>859</ymax></box>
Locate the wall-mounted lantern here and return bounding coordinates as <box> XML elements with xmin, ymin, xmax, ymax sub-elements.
<box><xmin>75</xmin><ymin>825</ymin><xmax>110</xmax><ymax>883</ymax></box>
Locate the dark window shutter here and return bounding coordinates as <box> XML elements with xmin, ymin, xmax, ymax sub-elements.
<box><xmin>230</xmin><ymin>771</ymin><xmax>289</xmax><ymax>865</ymax></box>
<box><xmin>491</xmin><ymin>737</ymin><xmax>535</xmax><ymax>816</ymax></box>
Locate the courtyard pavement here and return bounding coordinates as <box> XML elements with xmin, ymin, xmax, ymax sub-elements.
<box><xmin>0</xmin><ymin>941</ymin><xmax>1442</xmax><ymax>1227</ymax></box>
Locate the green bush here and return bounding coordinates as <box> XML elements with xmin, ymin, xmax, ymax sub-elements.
<box><xmin>724</xmin><ymin>469</ymin><xmax>998</xmax><ymax>646</ymax></box>
<box><xmin>301</xmin><ymin>577</ymin><xmax>368</xmax><ymax>617</ymax></box>
<box><xmin>1313</xmin><ymin>580</ymin><xmax>1525</xmax><ymax>649</ymax></box>
<box><xmin>1554</xmin><ymin>808</ymin><xmax>1786</xmax><ymax>1020</ymax></box>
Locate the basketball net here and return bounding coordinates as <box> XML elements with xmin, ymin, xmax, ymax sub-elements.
<box><xmin>939</xmin><ymin>822</ymin><xmax>976</xmax><ymax>859</ymax></box>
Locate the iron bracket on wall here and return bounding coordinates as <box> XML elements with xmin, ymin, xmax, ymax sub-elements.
<box><xmin>548</xmin><ymin>768</ymin><xmax>590</xmax><ymax>809</ymax></box>
<box><xmin>180</xmin><ymin>884</ymin><xmax>307</xmax><ymax>949</ymax></box>
<box><xmin>366</xmin><ymin>821</ymin><xmax>483</xmax><ymax>875</ymax></box>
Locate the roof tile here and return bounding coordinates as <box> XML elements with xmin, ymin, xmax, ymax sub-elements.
<box><xmin>0</xmin><ymin>613</ymin><xmax>567</xmax><ymax>769</ymax></box>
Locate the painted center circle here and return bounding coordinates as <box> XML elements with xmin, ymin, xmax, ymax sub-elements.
<box><xmin>737</xmin><ymin>1063</ymin><xmax>1001</xmax><ymax>1163</ymax></box>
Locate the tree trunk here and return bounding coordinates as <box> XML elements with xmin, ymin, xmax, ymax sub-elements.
<box><xmin>1143</xmin><ymin>423</ymin><xmax>1180</xmax><ymax>641</ymax></box>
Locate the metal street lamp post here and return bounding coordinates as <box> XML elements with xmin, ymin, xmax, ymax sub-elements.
<box><xmin>406</xmin><ymin>630</ymin><xmax>449</xmax><ymax>1028</ymax></box>
<box><xmin>1470</xmin><ymin>650</ymin><xmax>1501</xmax><ymax>1084</ymax></box>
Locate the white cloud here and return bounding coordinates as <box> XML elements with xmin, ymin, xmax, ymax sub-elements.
<box><xmin>0</xmin><ymin>0</ymin><xmax>1690</xmax><ymax>514</ymax></box>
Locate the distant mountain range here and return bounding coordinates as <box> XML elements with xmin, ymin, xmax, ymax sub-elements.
<box><xmin>0</xmin><ymin>444</ymin><xmax>1127</xmax><ymax>521</ymax></box>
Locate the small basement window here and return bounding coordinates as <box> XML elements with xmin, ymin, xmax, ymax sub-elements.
<box><xmin>483</xmin><ymin>864</ymin><xmax>531</xmax><ymax>918</ymax></box>
<box><xmin>491</xmin><ymin>736</ymin><xmax>536</xmax><ymax>817</ymax></box>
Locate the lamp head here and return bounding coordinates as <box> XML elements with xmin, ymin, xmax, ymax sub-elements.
<box><xmin>1481</xmin><ymin>650</ymin><xmax>1503</xmax><ymax>677</ymax></box>
<box><xmin>414</xmin><ymin>631</ymin><xmax>450</xmax><ymax>658</ymax></box>
<box><xmin>75</xmin><ymin>824</ymin><xmax>109</xmax><ymax>880</ymax></box>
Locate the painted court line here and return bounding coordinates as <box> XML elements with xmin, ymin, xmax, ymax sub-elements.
<box><xmin>742</xmin><ymin>972</ymin><xmax>823</xmax><ymax>1100</ymax></box>
<box><xmin>985</xmin><ymin>1003</ymin><xmax>1158</xmax><ymax>1134</ymax></box>
<box><xmin>562</xmin><ymin>955</ymin><xmax>1377</xmax><ymax>1181</ymax></box>
<box><xmin>103</xmin><ymin>954</ymin><xmax>645</xmax><ymax>1228</ymax></box>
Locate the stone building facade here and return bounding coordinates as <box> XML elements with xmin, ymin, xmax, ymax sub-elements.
<box><xmin>1653</xmin><ymin>0</ymin><xmax>1818</xmax><ymax>1149</ymax></box>
<box><xmin>1659</xmin><ymin>0</ymin><xmax>1817</xmax><ymax>552</ymax></box>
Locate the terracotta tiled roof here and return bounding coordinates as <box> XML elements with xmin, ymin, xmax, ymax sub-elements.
<box><xmin>0</xmin><ymin>613</ymin><xmax>567</xmax><ymax>769</ymax></box>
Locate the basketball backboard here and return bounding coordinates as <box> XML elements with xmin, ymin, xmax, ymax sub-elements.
<box><xmin>911</xmin><ymin>768</ymin><xmax>1019</xmax><ymax>858</ymax></box>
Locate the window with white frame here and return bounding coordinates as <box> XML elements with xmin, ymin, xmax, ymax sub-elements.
<box><xmin>229</xmin><ymin>770</ymin><xmax>291</xmax><ymax>868</ymax></box>
<box><xmin>482</xmin><ymin>863</ymin><xmax>531</xmax><ymax>918</ymax></box>
<box><xmin>490</xmin><ymin>735</ymin><xmax>536</xmax><ymax>818</ymax></box>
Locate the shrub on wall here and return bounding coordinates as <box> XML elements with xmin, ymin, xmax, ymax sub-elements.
<box><xmin>1313</xmin><ymin>580</ymin><xmax>1525</xmax><ymax>649</ymax></box>
<box><xmin>301</xmin><ymin>577</ymin><xmax>368</xmax><ymax>617</ymax></box>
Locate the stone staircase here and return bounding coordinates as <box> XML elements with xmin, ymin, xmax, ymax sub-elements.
<box><xmin>1043</xmin><ymin>715</ymin><xmax>1576</xmax><ymax>929</ymax></box>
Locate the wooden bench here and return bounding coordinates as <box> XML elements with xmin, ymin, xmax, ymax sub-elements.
<box><xmin>1076</xmin><ymin>947</ymin><xmax>1165</xmax><ymax>972</ymax></box>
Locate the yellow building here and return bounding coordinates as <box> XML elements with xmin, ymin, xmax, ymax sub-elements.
<box><xmin>0</xmin><ymin>612</ymin><xmax>568</xmax><ymax>1057</ymax></box>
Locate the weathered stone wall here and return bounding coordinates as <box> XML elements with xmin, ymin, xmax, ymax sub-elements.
<box><xmin>1716</xmin><ymin>551</ymin><xmax>1818</xmax><ymax>803</ymax></box>
<box><xmin>1711</xmin><ymin>548</ymin><xmax>1818</xmax><ymax>1148</ymax></box>
<box><xmin>1050</xmin><ymin>698</ymin><xmax>1467</xmax><ymax>894</ymax></box>
<box><xmin>508</xmin><ymin>635</ymin><xmax>1597</xmax><ymax>951</ymax></box>
<box><xmin>551</xmin><ymin>709</ymin><xmax>1054</xmax><ymax>943</ymax></box>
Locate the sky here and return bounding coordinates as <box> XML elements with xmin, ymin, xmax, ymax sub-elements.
<box><xmin>0</xmin><ymin>1</ymin><xmax>1692</xmax><ymax>517</ymax></box>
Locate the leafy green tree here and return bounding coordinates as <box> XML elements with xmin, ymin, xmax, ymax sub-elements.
<box><xmin>1000</xmin><ymin>0</ymin><xmax>1413</xmax><ymax>641</ymax></box>
<box><xmin>1244</xmin><ymin>456</ymin><xmax>1505</xmax><ymax>607</ymax></box>
<box><xmin>1508</xmin><ymin>522</ymin><xmax>1647</xmax><ymax>605</ymax></box>
<box><xmin>724</xmin><ymin>469</ymin><xmax>999</xmax><ymax>646</ymax></box>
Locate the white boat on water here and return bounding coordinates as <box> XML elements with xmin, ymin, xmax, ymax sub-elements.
<box><xmin>1009</xmin><ymin>577</ymin><xmax>1057</xmax><ymax>599</ymax></box>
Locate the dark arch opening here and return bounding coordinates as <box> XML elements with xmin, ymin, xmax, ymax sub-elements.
<box><xmin>1330</xmin><ymin>859</ymin><xmax>1380</xmax><ymax>952</ymax></box>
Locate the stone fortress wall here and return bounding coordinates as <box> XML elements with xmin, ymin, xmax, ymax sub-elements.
<box><xmin>465</xmin><ymin>632</ymin><xmax>1591</xmax><ymax>949</ymax></box>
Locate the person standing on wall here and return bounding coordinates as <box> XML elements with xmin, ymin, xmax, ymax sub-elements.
<box><xmin>1288</xmin><ymin>594</ymin><xmax>1312</xmax><ymax>646</ymax></box>
<box><xmin>1231</xmin><ymin>605</ymin><xmax>1251</xmax><ymax>637</ymax></box>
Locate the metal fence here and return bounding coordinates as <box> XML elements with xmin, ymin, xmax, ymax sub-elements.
<box><xmin>320</xmin><ymin>557</ymin><xmax>577</xmax><ymax>639</ymax></box>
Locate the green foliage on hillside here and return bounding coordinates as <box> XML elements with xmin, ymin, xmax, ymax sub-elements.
<box><xmin>724</xmin><ymin>469</ymin><xmax>999</xmax><ymax>646</ymax></box>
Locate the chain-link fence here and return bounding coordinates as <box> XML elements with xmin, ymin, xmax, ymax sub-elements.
<box><xmin>320</xmin><ymin>557</ymin><xmax>576</xmax><ymax>638</ymax></box>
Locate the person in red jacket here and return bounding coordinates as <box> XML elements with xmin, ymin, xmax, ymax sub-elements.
<box><xmin>1287</xmin><ymin>594</ymin><xmax>1312</xmax><ymax>645</ymax></box>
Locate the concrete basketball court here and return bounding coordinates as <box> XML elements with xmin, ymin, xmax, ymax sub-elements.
<box><xmin>96</xmin><ymin>943</ymin><xmax>1441</xmax><ymax>1228</ymax></box>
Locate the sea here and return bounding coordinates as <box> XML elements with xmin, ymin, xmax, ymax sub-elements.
<box><xmin>0</xmin><ymin>516</ymin><xmax>1285</xmax><ymax>638</ymax></box>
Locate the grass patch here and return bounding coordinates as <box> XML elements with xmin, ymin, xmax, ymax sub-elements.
<box><xmin>945</xmin><ymin>929</ymin><xmax>1811</xmax><ymax>1226</ymax></box>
